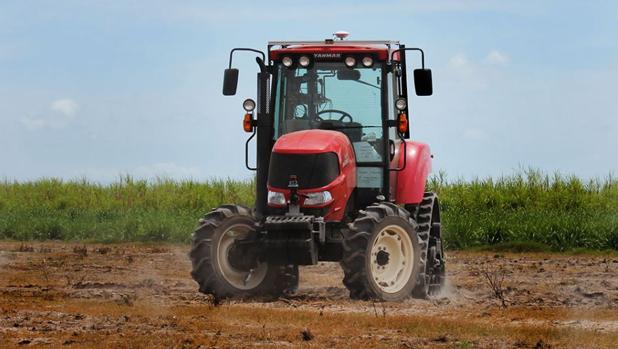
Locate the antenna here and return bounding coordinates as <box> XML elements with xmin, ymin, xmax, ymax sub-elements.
<box><xmin>333</xmin><ymin>31</ymin><xmax>350</xmax><ymax>40</ymax></box>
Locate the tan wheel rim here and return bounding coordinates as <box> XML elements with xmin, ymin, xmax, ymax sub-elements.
<box><xmin>369</xmin><ymin>224</ymin><xmax>414</xmax><ymax>294</ymax></box>
<box><xmin>216</xmin><ymin>223</ymin><xmax>268</xmax><ymax>290</ymax></box>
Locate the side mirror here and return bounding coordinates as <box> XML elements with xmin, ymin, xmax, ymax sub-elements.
<box><xmin>413</xmin><ymin>69</ymin><xmax>433</xmax><ymax>96</ymax></box>
<box><xmin>223</xmin><ymin>68</ymin><xmax>239</xmax><ymax>96</ymax></box>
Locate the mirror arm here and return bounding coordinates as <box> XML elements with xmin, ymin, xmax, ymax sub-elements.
<box><xmin>223</xmin><ymin>49</ymin><xmax>266</xmax><ymax>96</ymax></box>
<box><xmin>390</xmin><ymin>48</ymin><xmax>425</xmax><ymax>68</ymax></box>
<box><xmin>228</xmin><ymin>48</ymin><xmax>266</xmax><ymax>69</ymax></box>
<box><xmin>255</xmin><ymin>57</ymin><xmax>267</xmax><ymax>73</ymax></box>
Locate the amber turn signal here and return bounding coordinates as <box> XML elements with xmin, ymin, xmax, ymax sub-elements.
<box><xmin>397</xmin><ymin>113</ymin><xmax>408</xmax><ymax>134</ymax></box>
<box><xmin>243</xmin><ymin>113</ymin><xmax>254</xmax><ymax>132</ymax></box>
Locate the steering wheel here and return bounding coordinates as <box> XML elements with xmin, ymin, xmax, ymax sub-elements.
<box><xmin>317</xmin><ymin>109</ymin><xmax>353</xmax><ymax>122</ymax></box>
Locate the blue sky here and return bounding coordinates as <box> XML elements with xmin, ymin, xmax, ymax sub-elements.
<box><xmin>1</xmin><ymin>1</ymin><xmax>616</xmax><ymax>182</ymax></box>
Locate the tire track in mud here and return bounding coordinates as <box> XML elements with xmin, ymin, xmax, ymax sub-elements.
<box><xmin>0</xmin><ymin>242</ymin><xmax>616</xmax><ymax>348</ymax></box>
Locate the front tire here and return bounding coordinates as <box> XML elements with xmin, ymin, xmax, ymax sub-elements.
<box><xmin>189</xmin><ymin>205</ymin><xmax>298</xmax><ymax>299</ymax></box>
<box><xmin>340</xmin><ymin>203</ymin><xmax>423</xmax><ymax>301</ymax></box>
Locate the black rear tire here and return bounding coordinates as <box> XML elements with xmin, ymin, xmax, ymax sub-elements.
<box><xmin>189</xmin><ymin>205</ymin><xmax>298</xmax><ymax>299</ymax></box>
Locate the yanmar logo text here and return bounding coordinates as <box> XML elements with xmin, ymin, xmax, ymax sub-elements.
<box><xmin>314</xmin><ymin>53</ymin><xmax>341</xmax><ymax>59</ymax></box>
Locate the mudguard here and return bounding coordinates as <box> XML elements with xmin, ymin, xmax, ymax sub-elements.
<box><xmin>392</xmin><ymin>140</ymin><xmax>432</xmax><ymax>205</ymax></box>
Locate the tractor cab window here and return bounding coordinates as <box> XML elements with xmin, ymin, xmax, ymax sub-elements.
<box><xmin>273</xmin><ymin>62</ymin><xmax>385</xmax><ymax>165</ymax></box>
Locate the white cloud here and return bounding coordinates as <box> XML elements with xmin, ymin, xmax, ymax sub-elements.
<box><xmin>445</xmin><ymin>53</ymin><xmax>486</xmax><ymax>87</ymax></box>
<box><xmin>484</xmin><ymin>50</ymin><xmax>510</xmax><ymax>65</ymax></box>
<box><xmin>443</xmin><ymin>51</ymin><xmax>509</xmax><ymax>90</ymax></box>
<box><xmin>447</xmin><ymin>53</ymin><xmax>469</xmax><ymax>69</ymax></box>
<box><xmin>51</xmin><ymin>98</ymin><xmax>79</xmax><ymax>116</ymax></box>
<box><xmin>21</xmin><ymin>98</ymin><xmax>79</xmax><ymax>130</ymax></box>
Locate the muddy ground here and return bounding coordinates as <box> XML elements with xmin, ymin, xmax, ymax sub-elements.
<box><xmin>0</xmin><ymin>242</ymin><xmax>616</xmax><ymax>348</ymax></box>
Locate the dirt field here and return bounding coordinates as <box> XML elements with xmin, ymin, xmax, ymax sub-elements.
<box><xmin>0</xmin><ymin>242</ymin><xmax>616</xmax><ymax>348</ymax></box>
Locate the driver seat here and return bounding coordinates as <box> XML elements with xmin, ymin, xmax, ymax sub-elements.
<box><xmin>285</xmin><ymin>118</ymin><xmax>311</xmax><ymax>133</ymax></box>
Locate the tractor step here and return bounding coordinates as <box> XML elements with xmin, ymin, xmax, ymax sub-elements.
<box><xmin>265</xmin><ymin>215</ymin><xmax>315</xmax><ymax>231</ymax></box>
<box><xmin>265</xmin><ymin>215</ymin><xmax>326</xmax><ymax>242</ymax></box>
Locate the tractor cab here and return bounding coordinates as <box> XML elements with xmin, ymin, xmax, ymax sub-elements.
<box><xmin>222</xmin><ymin>37</ymin><xmax>432</xmax><ymax>218</ymax></box>
<box><xmin>265</xmin><ymin>39</ymin><xmax>432</xmax><ymax>215</ymax></box>
<box><xmin>272</xmin><ymin>55</ymin><xmax>385</xmax><ymax>157</ymax></box>
<box><xmin>189</xmin><ymin>33</ymin><xmax>445</xmax><ymax>302</ymax></box>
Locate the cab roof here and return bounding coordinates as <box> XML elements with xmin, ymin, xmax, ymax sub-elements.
<box><xmin>269</xmin><ymin>40</ymin><xmax>400</xmax><ymax>61</ymax></box>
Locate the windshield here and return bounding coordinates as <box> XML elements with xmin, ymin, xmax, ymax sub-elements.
<box><xmin>272</xmin><ymin>62</ymin><xmax>385</xmax><ymax>163</ymax></box>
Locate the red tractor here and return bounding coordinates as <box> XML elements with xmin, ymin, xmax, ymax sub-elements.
<box><xmin>189</xmin><ymin>32</ymin><xmax>444</xmax><ymax>301</ymax></box>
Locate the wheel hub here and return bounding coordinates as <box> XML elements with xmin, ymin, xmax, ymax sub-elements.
<box><xmin>376</xmin><ymin>250</ymin><xmax>390</xmax><ymax>266</ymax></box>
<box><xmin>369</xmin><ymin>224</ymin><xmax>415</xmax><ymax>294</ymax></box>
<box><xmin>227</xmin><ymin>240</ymin><xmax>258</xmax><ymax>271</ymax></box>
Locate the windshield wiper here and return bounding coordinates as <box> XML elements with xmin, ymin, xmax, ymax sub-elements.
<box><xmin>353</xmin><ymin>80</ymin><xmax>380</xmax><ymax>89</ymax></box>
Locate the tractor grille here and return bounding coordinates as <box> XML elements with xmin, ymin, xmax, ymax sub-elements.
<box><xmin>268</xmin><ymin>152</ymin><xmax>339</xmax><ymax>189</ymax></box>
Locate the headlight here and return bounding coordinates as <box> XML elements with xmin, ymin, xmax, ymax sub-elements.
<box><xmin>395</xmin><ymin>98</ymin><xmax>407</xmax><ymax>111</ymax></box>
<box><xmin>282</xmin><ymin>56</ymin><xmax>293</xmax><ymax>68</ymax></box>
<box><xmin>344</xmin><ymin>56</ymin><xmax>356</xmax><ymax>68</ymax></box>
<box><xmin>242</xmin><ymin>98</ymin><xmax>256</xmax><ymax>112</ymax></box>
<box><xmin>303</xmin><ymin>191</ymin><xmax>333</xmax><ymax>206</ymax></box>
<box><xmin>267</xmin><ymin>190</ymin><xmax>286</xmax><ymax>206</ymax></box>
<box><xmin>299</xmin><ymin>55</ymin><xmax>311</xmax><ymax>67</ymax></box>
<box><xmin>362</xmin><ymin>56</ymin><xmax>373</xmax><ymax>67</ymax></box>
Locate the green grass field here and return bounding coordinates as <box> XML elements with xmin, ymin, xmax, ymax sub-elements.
<box><xmin>1</xmin><ymin>171</ymin><xmax>617</xmax><ymax>251</ymax></box>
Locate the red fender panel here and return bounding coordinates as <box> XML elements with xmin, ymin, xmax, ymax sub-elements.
<box><xmin>394</xmin><ymin>141</ymin><xmax>432</xmax><ymax>205</ymax></box>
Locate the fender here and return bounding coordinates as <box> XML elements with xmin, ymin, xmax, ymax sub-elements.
<box><xmin>392</xmin><ymin>140</ymin><xmax>432</xmax><ymax>204</ymax></box>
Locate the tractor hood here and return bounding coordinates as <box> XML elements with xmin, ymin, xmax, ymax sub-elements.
<box><xmin>267</xmin><ymin>129</ymin><xmax>357</xmax><ymax>221</ymax></box>
<box><xmin>272</xmin><ymin>129</ymin><xmax>352</xmax><ymax>156</ymax></box>
<box><xmin>268</xmin><ymin>129</ymin><xmax>356</xmax><ymax>190</ymax></box>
